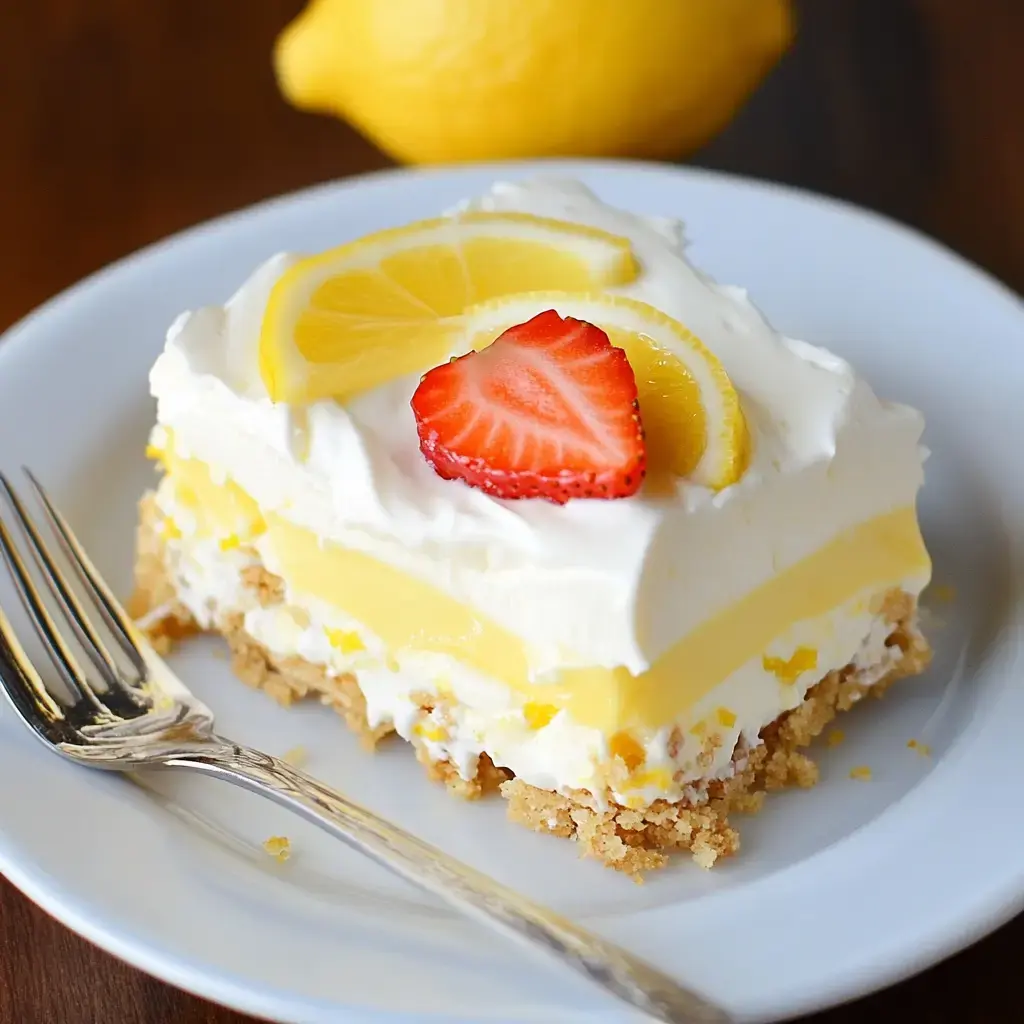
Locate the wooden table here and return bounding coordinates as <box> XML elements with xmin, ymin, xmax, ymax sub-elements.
<box><xmin>1</xmin><ymin>2</ymin><xmax>1021</xmax><ymax>1021</ymax></box>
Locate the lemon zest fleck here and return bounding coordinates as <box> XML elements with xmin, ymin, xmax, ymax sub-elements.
<box><xmin>610</xmin><ymin>731</ymin><xmax>645</xmax><ymax>771</ymax></box>
<box><xmin>763</xmin><ymin>646</ymin><xmax>818</xmax><ymax>684</ymax></box>
<box><xmin>523</xmin><ymin>702</ymin><xmax>557</xmax><ymax>730</ymax></box>
<box><xmin>324</xmin><ymin>628</ymin><xmax>366</xmax><ymax>654</ymax></box>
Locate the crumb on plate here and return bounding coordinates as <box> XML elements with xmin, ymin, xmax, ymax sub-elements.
<box><xmin>826</xmin><ymin>728</ymin><xmax>845</xmax><ymax>748</ymax></box>
<box><xmin>263</xmin><ymin>835</ymin><xmax>292</xmax><ymax>862</ymax></box>
<box><xmin>282</xmin><ymin>745</ymin><xmax>308</xmax><ymax>768</ymax></box>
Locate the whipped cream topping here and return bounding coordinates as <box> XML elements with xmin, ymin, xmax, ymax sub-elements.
<box><xmin>150</xmin><ymin>179</ymin><xmax>928</xmax><ymax>677</ymax></box>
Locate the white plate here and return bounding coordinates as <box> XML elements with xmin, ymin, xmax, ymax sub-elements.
<box><xmin>1</xmin><ymin>161</ymin><xmax>1022</xmax><ymax>1024</ymax></box>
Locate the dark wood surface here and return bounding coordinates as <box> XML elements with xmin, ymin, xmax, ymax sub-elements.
<box><xmin>1</xmin><ymin>2</ymin><xmax>1022</xmax><ymax>1021</ymax></box>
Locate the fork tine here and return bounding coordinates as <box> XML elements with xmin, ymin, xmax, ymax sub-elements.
<box><xmin>0</xmin><ymin>511</ymin><xmax>110</xmax><ymax>719</ymax></box>
<box><xmin>1</xmin><ymin>472</ymin><xmax>149</xmax><ymax>718</ymax></box>
<box><xmin>0</xmin><ymin>473</ymin><xmax>129</xmax><ymax>686</ymax></box>
<box><xmin>0</xmin><ymin>604</ymin><xmax>68</xmax><ymax>738</ymax></box>
<box><xmin>22</xmin><ymin>468</ymin><xmax>148</xmax><ymax>681</ymax></box>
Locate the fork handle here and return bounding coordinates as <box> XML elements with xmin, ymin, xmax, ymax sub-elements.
<box><xmin>165</xmin><ymin>740</ymin><xmax>728</xmax><ymax>1024</ymax></box>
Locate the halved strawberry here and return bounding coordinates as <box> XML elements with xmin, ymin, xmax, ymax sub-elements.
<box><xmin>411</xmin><ymin>310</ymin><xmax>646</xmax><ymax>504</ymax></box>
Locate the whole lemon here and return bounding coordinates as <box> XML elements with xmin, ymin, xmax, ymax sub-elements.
<box><xmin>275</xmin><ymin>0</ymin><xmax>794</xmax><ymax>164</ymax></box>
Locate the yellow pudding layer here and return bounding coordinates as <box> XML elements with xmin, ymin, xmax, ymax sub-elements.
<box><xmin>155</xmin><ymin>449</ymin><xmax>931</xmax><ymax>733</ymax></box>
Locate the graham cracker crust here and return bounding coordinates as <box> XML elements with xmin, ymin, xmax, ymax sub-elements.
<box><xmin>131</xmin><ymin>494</ymin><xmax>931</xmax><ymax>879</ymax></box>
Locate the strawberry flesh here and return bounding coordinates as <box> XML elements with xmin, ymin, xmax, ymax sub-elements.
<box><xmin>411</xmin><ymin>310</ymin><xmax>646</xmax><ymax>504</ymax></box>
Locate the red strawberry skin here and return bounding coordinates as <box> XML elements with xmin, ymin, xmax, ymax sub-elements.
<box><xmin>411</xmin><ymin>310</ymin><xmax>646</xmax><ymax>504</ymax></box>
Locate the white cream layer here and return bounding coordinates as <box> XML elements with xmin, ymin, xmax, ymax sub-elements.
<box><xmin>149</xmin><ymin>178</ymin><xmax>929</xmax><ymax>682</ymax></box>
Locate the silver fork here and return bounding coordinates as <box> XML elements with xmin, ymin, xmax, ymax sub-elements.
<box><xmin>0</xmin><ymin>469</ymin><xmax>729</xmax><ymax>1024</ymax></box>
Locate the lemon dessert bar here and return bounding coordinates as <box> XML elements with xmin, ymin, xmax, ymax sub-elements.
<box><xmin>132</xmin><ymin>179</ymin><xmax>932</xmax><ymax>876</ymax></box>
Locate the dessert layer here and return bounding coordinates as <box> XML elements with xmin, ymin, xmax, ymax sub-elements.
<box><xmin>148</xmin><ymin>179</ymin><xmax>929</xmax><ymax>679</ymax></box>
<box><xmin>152</xmin><ymin>450</ymin><xmax>930</xmax><ymax>735</ymax></box>
<box><xmin>133</xmin><ymin>503</ymin><xmax>931</xmax><ymax>874</ymax></box>
<box><xmin>139</xmin><ymin>488</ymin><xmax>928</xmax><ymax>805</ymax></box>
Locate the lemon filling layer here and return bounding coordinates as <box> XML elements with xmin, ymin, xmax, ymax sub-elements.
<box><xmin>154</xmin><ymin>453</ymin><xmax>930</xmax><ymax>737</ymax></box>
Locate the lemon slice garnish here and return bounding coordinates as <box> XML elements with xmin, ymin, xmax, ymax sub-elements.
<box><xmin>462</xmin><ymin>293</ymin><xmax>750</xmax><ymax>492</ymax></box>
<box><xmin>259</xmin><ymin>212</ymin><xmax>638</xmax><ymax>404</ymax></box>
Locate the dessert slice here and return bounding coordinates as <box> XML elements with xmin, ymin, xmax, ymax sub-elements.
<box><xmin>132</xmin><ymin>182</ymin><xmax>931</xmax><ymax>877</ymax></box>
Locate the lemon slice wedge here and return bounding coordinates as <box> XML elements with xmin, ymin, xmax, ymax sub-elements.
<box><xmin>259</xmin><ymin>212</ymin><xmax>638</xmax><ymax>404</ymax></box>
<box><xmin>462</xmin><ymin>293</ymin><xmax>750</xmax><ymax>492</ymax></box>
